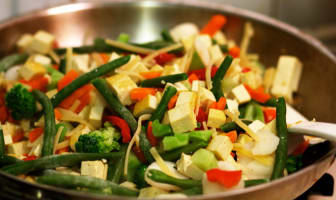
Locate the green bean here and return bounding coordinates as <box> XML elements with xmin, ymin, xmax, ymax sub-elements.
<box><xmin>92</xmin><ymin>78</ymin><xmax>137</xmax><ymax>133</ymax></box>
<box><xmin>2</xmin><ymin>152</ymin><xmax>122</xmax><ymax>175</ymax></box>
<box><xmin>135</xmin><ymin>165</ymin><xmax>148</xmax><ymax>189</ymax></box>
<box><xmin>244</xmin><ymin>102</ymin><xmax>255</xmax><ymax>121</ymax></box>
<box><xmin>55</xmin><ymin>123</ymin><xmax>67</xmax><ymax>143</ymax></box>
<box><xmin>0</xmin><ymin>129</ymin><xmax>5</xmax><ymax>156</ymax></box>
<box><xmin>59</xmin><ymin>58</ymin><xmax>66</xmax><ymax>74</ymax></box>
<box><xmin>0</xmin><ymin>155</ymin><xmax>23</xmax><ymax>167</ymax></box>
<box><xmin>149</xmin><ymin>86</ymin><xmax>177</xmax><ymax>122</ymax></box>
<box><xmin>32</xmin><ymin>90</ymin><xmax>56</xmax><ymax>157</ymax></box>
<box><xmin>107</xmin><ymin>145</ymin><xmax>126</xmax><ymax>183</ymax></box>
<box><xmin>211</xmin><ymin>55</ymin><xmax>233</xmax><ymax>100</ymax></box>
<box><xmin>254</xmin><ymin>103</ymin><xmax>265</xmax><ymax>122</ymax></box>
<box><xmin>271</xmin><ymin>97</ymin><xmax>288</xmax><ymax>180</ymax></box>
<box><xmin>37</xmin><ymin>173</ymin><xmax>138</xmax><ymax>196</ymax></box>
<box><xmin>161</xmin><ymin>30</ymin><xmax>174</xmax><ymax>43</ymax></box>
<box><xmin>54</xmin><ymin>45</ymin><xmax>96</xmax><ymax>55</ymax></box>
<box><xmin>0</xmin><ymin>53</ymin><xmax>29</xmax><ymax>72</ymax></box>
<box><xmin>161</xmin><ymin>142</ymin><xmax>207</xmax><ymax>161</ymax></box>
<box><xmin>244</xmin><ymin>179</ymin><xmax>268</xmax><ymax>187</ymax></box>
<box><xmin>220</xmin><ymin>120</ymin><xmax>252</xmax><ymax>132</ymax></box>
<box><xmin>139</xmin><ymin>127</ymin><xmax>154</xmax><ymax>163</ymax></box>
<box><xmin>133</xmin><ymin>40</ymin><xmax>184</xmax><ymax>54</ymax></box>
<box><xmin>264</xmin><ymin>98</ymin><xmax>277</xmax><ymax>107</ymax></box>
<box><xmin>147</xmin><ymin>169</ymin><xmax>202</xmax><ymax>189</ymax></box>
<box><xmin>180</xmin><ymin>186</ymin><xmax>203</xmax><ymax>196</ymax></box>
<box><xmin>51</xmin><ymin>55</ymin><xmax>130</xmax><ymax>107</ymax></box>
<box><xmin>140</xmin><ymin>73</ymin><xmax>188</xmax><ymax>88</ymax></box>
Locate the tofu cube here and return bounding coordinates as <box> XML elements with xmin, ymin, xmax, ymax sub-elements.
<box><xmin>191</xmin><ymin>80</ymin><xmax>205</xmax><ymax>92</ymax></box>
<box><xmin>89</xmin><ymin>105</ymin><xmax>104</xmax><ymax>128</ymax></box>
<box><xmin>29</xmin><ymin>30</ymin><xmax>55</xmax><ymax>54</ymax></box>
<box><xmin>199</xmin><ymin>87</ymin><xmax>216</xmax><ymax>108</ymax></box>
<box><xmin>16</xmin><ymin>34</ymin><xmax>33</xmax><ymax>52</ymax></box>
<box><xmin>72</xmin><ymin>54</ymin><xmax>90</xmax><ymax>73</ymax></box>
<box><xmin>2</xmin><ymin>122</ymin><xmax>17</xmax><ymax>145</ymax></box>
<box><xmin>231</xmin><ymin>84</ymin><xmax>251</xmax><ymax>104</ymax></box>
<box><xmin>19</xmin><ymin>61</ymin><xmax>46</xmax><ymax>81</ymax></box>
<box><xmin>106</xmin><ymin>74</ymin><xmax>137</xmax><ymax>106</ymax></box>
<box><xmin>176</xmin><ymin>153</ymin><xmax>204</xmax><ymax>180</ymax></box>
<box><xmin>248</xmin><ymin>120</ymin><xmax>266</xmax><ymax>133</ymax></box>
<box><xmin>118</xmin><ymin>55</ymin><xmax>148</xmax><ymax>82</ymax></box>
<box><xmin>168</xmin><ymin>104</ymin><xmax>197</xmax><ymax>133</ymax></box>
<box><xmin>176</xmin><ymin>91</ymin><xmax>197</xmax><ymax>110</ymax></box>
<box><xmin>226</xmin><ymin>99</ymin><xmax>239</xmax><ymax>115</ymax></box>
<box><xmin>133</xmin><ymin>95</ymin><xmax>158</xmax><ymax>117</ymax></box>
<box><xmin>161</xmin><ymin>64</ymin><xmax>182</xmax><ymax>76</ymax></box>
<box><xmin>34</xmin><ymin>54</ymin><xmax>52</xmax><ymax>66</ymax></box>
<box><xmin>207</xmin><ymin>135</ymin><xmax>233</xmax><ymax>161</ymax></box>
<box><xmin>209</xmin><ymin>45</ymin><xmax>224</xmax><ymax>67</ymax></box>
<box><xmin>81</xmin><ymin>160</ymin><xmax>108</xmax><ymax>180</ymax></box>
<box><xmin>207</xmin><ymin>109</ymin><xmax>226</xmax><ymax>128</ymax></box>
<box><xmin>271</xmin><ymin>56</ymin><xmax>303</xmax><ymax>102</ymax></box>
<box><xmin>8</xmin><ymin>141</ymin><xmax>29</xmax><ymax>156</ymax></box>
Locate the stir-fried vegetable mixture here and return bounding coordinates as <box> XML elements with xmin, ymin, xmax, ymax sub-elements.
<box><xmin>0</xmin><ymin>14</ymin><xmax>307</xmax><ymax>198</ymax></box>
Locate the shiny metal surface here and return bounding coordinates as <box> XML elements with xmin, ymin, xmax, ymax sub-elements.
<box><xmin>0</xmin><ymin>1</ymin><xmax>335</xmax><ymax>200</ymax></box>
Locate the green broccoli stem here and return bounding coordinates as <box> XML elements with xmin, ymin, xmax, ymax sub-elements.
<box><xmin>37</xmin><ymin>173</ymin><xmax>138</xmax><ymax>196</ymax></box>
<box><xmin>2</xmin><ymin>152</ymin><xmax>123</xmax><ymax>175</ymax></box>
<box><xmin>32</xmin><ymin>90</ymin><xmax>56</xmax><ymax>157</ymax></box>
<box><xmin>147</xmin><ymin>169</ymin><xmax>202</xmax><ymax>189</ymax></box>
<box><xmin>0</xmin><ymin>53</ymin><xmax>29</xmax><ymax>72</ymax></box>
<box><xmin>51</xmin><ymin>55</ymin><xmax>131</xmax><ymax>107</ymax></box>
<box><xmin>0</xmin><ymin>129</ymin><xmax>5</xmax><ymax>156</ymax></box>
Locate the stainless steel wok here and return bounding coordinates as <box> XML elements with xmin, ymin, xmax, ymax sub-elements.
<box><xmin>0</xmin><ymin>1</ymin><xmax>335</xmax><ymax>200</ymax></box>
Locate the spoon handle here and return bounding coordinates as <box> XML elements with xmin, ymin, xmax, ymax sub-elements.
<box><xmin>288</xmin><ymin>121</ymin><xmax>336</xmax><ymax>142</ymax></box>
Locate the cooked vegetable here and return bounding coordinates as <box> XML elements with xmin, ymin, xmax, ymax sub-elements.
<box><xmin>5</xmin><ymin>84</ymin><xmax>36</xmax><ymax>120</ymax></box>
<box><xmin>211</xmin><ymin>55</ymin><xmax>233</xmax><ymax>100</ymax></box>
<box><xmin>149</xmin><ymin>86</ymin><xmax>177</xmax><ymax>121</ymax></box>
<box><xmin>220</xmin><ymin>120</ymin><xmax>252</xmax><ymax>132</ymax></box>
<box><xmin>147</xmin><ymin>169</ymin><xmax>202</xmax><ymax>189</ymax></box>
<box><xmin>206</xmin><ymin>169</ymin><xmax>242</xmax><ymax>188</ymax></box>
<box><xmin>32</xmin><ymin>90</ymin><xmax>56</xmax><ymax>157</ymax></box>
<box><xmin>139</xmin><ymin>73</ymin><xmax>188</xmax><ymax>88</ymax></box>
<box><xmin>286</xmin><ymin>155</ymin><xmax>303</xmax><ymax>174</ymax></box>
<box><xmin>161</xmin><ymin>29</ymin><xmax>174</xmax><ymax>42</ymax></box>
<box><xmin>135</xmin><ymin>164</ymin><xmax>148</xmax><ymax>188</ymax></box>
<box><xmin>0</xmin><ymin>53</ymin><xmax>29</xmax><ymax>72</ymax></box>
<box><xmin>161</xmin><ymin>142</ymin><xmax>207</xmax><ymax>161</ymax></box>
<box><xmin>163</xmin><ymin>134</ymin><xmax>189</xmax><ymax>151</ymax></box>
<box><xmin>180</xmin><ymin>187</ymin><xmax>203</xmax><ymax>196</ymax></box>
<box><xmin>139</xmin><ymin>127</ymin><xmax>155</xmax><ymax>163</ymax></box>
<box><xmin>200</xmin><ymin>14</ymin><xmax>227</xmax><ymax>36</ymax></box>
<box><xmin>92</xmin><ymin>78</ymin><xmax>137</xmax><ymax>133</ymax></box>
<box><xmin>55</xmin><ymin>123</ymin><xmax>67</xmax><ymax>143</ymax></box>
<box><xmin>75</xmin><ymin>122</ymin><xmax>121</xmax><ymax>153</ymax></box>
<box><xmin>51</xmin><ymin>55</ymin><xmax>131</xmax><ymax>107</ymax></box>
<box><xmin>152</xmin><ymin>120</ymin><xmax>173</xmax><ymax>137</ymax></box>
<box><xmin>0</xmin><ymin>129</ymin><xmax>4</xmax><ymax>156</ymax></box>
<box><xmin>37</xmin><ymin>173</ymin><xmax>138</xmax><ymax>196</ymax></box>
<box><xmin>107</xmin><ymin>145</ymin><xmax>127</xmax><ymax>183</ymax></box>
<box><xmin>244</xmin><ymin>102</ymin><xmax>265</xmax><ymax>122</ymax></box>
<box><xmin>0</xmin><ymin>155</ymin><xmax>23</xmax><ymax>167</ymax></box>
<box><xmin>117</xmin><ymin>33</ymin><xmax>130</xmax><ymax>43</ymax></box>
<box><xmin>2</xmin><ymin>152</ymin><xmax>122</xmax><ymax>175</ymax></box>
<box><xmin>270</xmin><ymin>97</ymin><xmax>288</xmax><ymax>180</ymax></box>
<box><xmin>105</xmin><ymin>116</ymin><xmax>131</xmax><ymax>143</ymax></box>
<box><xmin>244</xmin><ymin>179</ymin><xmax>268</xmax><ymax>187</ymax></box>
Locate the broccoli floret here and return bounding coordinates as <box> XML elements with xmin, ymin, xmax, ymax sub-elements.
<box><xmin>75</xmin><ymin>123</ymin><xmax>121</xmax><ymax>153</ymax></box>
<box><xmin>5</xmin><ymin>84</ymin><xmax>36</xmax><ymax>120</ymax></box>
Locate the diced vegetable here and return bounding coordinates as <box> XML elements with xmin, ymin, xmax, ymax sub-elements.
<box><xmin>105</xmin><ymin>116</ymin><xmax>131</xmax><ymax>143</ymax></box>
<box><xmin>152</xmin><ymin>120</ymin><xmax>173</xmax><ymax>137</ymax></box>
<box><xmin>206</xmin><ymin>169</ymin><xmax>242</xmax><ymax>188</ymax></box>
<box><xmin>163</xmin><ymin>134</ymin><xmax>189</xmax><ymax>151</ymax></box>
<box><xmin>200</xmin><ymin>15</ymin><xmax>227</xmax><ymax>36</ymax></box>
<box><xmin>211</xmin><ymin>55</ymin><xmax>233</xmax><ymax>100</ymax></box>
<box><xmin>140</xmin><ymin>73</ymin><xmax>188</xmax><ymax>88</ymax></box>
<box><xmin>191</xmin><ymin>148</ymin><xmax>218</xmax><ymax>171</ymax></box>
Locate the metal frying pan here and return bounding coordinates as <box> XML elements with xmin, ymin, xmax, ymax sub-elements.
<box><xmin>0</xmin><ymin>1</ymin><xmax>335</xmax><ymax>199</ymax></box>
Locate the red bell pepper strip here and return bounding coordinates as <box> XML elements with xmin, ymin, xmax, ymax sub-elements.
<box><xmin>105</xmin><ymin>116</ymin><xmax>131</xmax><ymax>143</ymax></box>
<box><xmin>154</xmin><ymin>53</ymin><xmax>175</xmax><ymax>65</ymax></box>
<box><xmin>12</xmin><ymin>130</ymin><xmax>25</xmax><ymax>143</ymax></box>
<box><xmin>147</xmin><ymin>121</ymin><xmax>158</xmax><ymax>146</ymax></box>
<box><xmin>132</xmin><ymin>145</ymin><xmax>147</xmax><ymax>163</ymax></box>
<box><xmin>244</xmin><ymin>84</ymin><xmax>271</xmax><ymax>103</ymax></box>
<box><xmin>19</xmin><ymin>76</ymin><xmax>49</xmax><ymax>92</ymax></box>
<box><xmin>292</xmin><ymin>139</ymin><xmax>310</xmax><ymax>156</ymax></box>
<box><xmin>188</xmin><ymin>66</ymin><xmax>219</xmax><ymax>80</ymax></box>
<box><xmin>196</xmin><ymin>107</ymin><xmax>207</xmax><ymax>123</ymax></box>
<box><xmin>263</xmin><ymin>107</ymin><xmax>276</xmax><ymax>123</ymax></box>
<box><xmin>23</xmin><ymin>155</ymin><xmax>37</xmax><ymax>161</ymax></box>
<box><xmin>28</xmin><ymin>127</ymin><xmax>44</xmax><ymax>143</ymax></box>
<box><xmin>206</xmin><ymin>168</ymin><xmax>242</xmax><ymax>188</ymax></box>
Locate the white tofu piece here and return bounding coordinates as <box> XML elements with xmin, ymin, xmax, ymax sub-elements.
<box><xmin>176</xmin><ymin>153</ymin><xmax>204</xmax><ymax>180</ymax></box>
<box><xmin>89</xmin><ymin>105</ymin><xmax>104</xmax><ymax>129</ymax></box>
<box><xmin>19</xmin><ymin>61</ymin><xmax>47</xmax><ymax>81</ymax></box>
<box><xmin>209</xmin><ymin>45</ymin><xmax>224</xmax><ymax>67</ymax></box>
<box><xmin>81</xmin><ymin>160</ymin><xmax>108</xmax><ymax>180</ymax></box>
<box><xmin>2</xmin><ymin>122</ymin><xmax>17</xmax><ymax>145</ymax></box>
<box><xmin>226</xmin><ymin>99</ymin><xmax>239</xmax><ymax>115</ymax></box>
<box><xmin>207</xmin><ymin>109</ymin><xmax>226</xmax><ymax>129</ymax></box>
<box><xmin>248</xmin><ymin>120</ymin><xmax>266</xmax><ymax>133</ymax></box>
<box><xmin>133</xmin><ymin>95</ymin><xmax>158</xmax><ymax>117</ymax></box>
<box><xmin>252</xmin><ymin>130</ymin><xmax>279</xmax><ymax>156</ymax></box>
<box><xmin>106</xmin><ymin>74</ymin><xmax>138</xmax><ymax>106</ymax></box>
<box><xmin>176</xmin><ymin>91</ymin><xmax>197</xmax><ymax>110</ymax></box>
<box><xmin>191</xmin><ymin>80</ymin><xmax>205</xmax><ymax>92</ymax></box>
<box><xmin>207</xmin><ymin>135</ymin><xmax>232</xmax><ymax>160</ymax></box>
<box><xmin>199</xmin><ymin>87</ymin><xmax>216</xmax><ymax>108</ymax></box>
<box><xmin>16</xmin><ymin>34</ymin><xmax>33</xmax><ymax>52</ymax></box>
<box><xmin>34</xmin><ymin>54</ymin><xmax>51</xmax><ymax>66</ymax></box>
<box><xmin>170</xmin><ymin>23</ymin><xmax>199</xmax><ymax>42</ymax></box>
<box><xmin>8</xmin><ymin>141</ymin><xmax>29</xmax><ymax>156</ymax></box>
<box><xmin>29</xmin><ymin>30</ymin><xmax>55</xmax><ymax>54</ymax></box>
<box><xmin>231</xmin><ymin>84</ymin><xmax>251</xmax><ymax>104</ymax></box>
<box><xmin>161</xmin><ymin>64</ymin><xmax>182</xmax><ymax>76</ymax></box>
<box><xmin>271</xmin><ymin>56</ymin><xmax>303</xmax><ymax>102</ymax></box>
<box><xmin>213</xmin><ymin>31</ymin><xmax>227</xmax><ymax>45</ymax></box>
<box><xmin>168</xmin><ymin>104</ymin><xmax>197</xmax><ymax>133</ymax></box>
<box><xmin>72</xmin><ymin>54</ymin><xmax>90</xmax><ymax>73</ymax></box>
<box><xmin>118</xmin><ymin>55</ymin><xmax>148</xmax><ymax>82</ymax></box>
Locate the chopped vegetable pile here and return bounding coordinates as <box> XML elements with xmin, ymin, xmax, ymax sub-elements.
<box><xmin>0</xmin><ymin>14</ymin><xmax>308</xmax><ymax>198</ymax></box>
